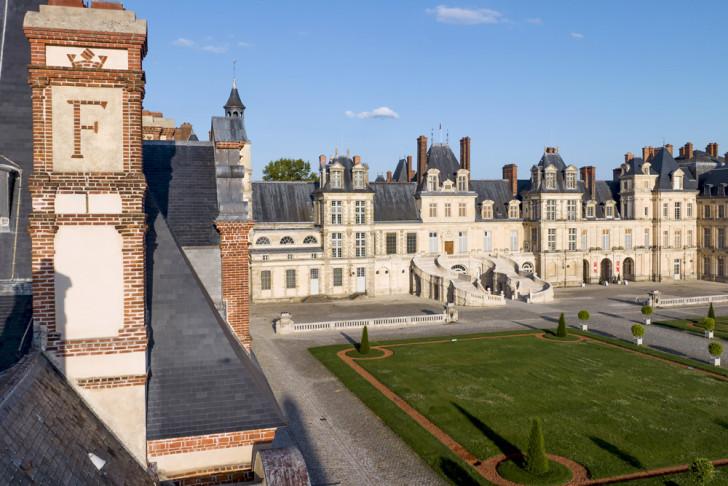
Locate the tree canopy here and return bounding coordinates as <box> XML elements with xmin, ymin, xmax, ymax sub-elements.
<box><xmin>262</xmin><ymin>158</ymin><xmax>318</xmax><ymax>182</ymax></box>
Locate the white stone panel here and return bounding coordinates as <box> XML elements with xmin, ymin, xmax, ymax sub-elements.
<box><xmin>61</xmin><ymin>352</ymin><xmax>146</xmax><ymax>379</ymax></box>
<box><xmin>51</xmin><ymin>86</ymin><xmax>123</xmax><ymax>172</ymax></box>
<box><xmin>88</xmin><ymin>193</ymin><xmax>122</xmax><ymax>214</ymax></box>
<box><xmin>46</xmin><ymin>45</ymin><xmax>128</xmax><ymax>70</ymax></box>
<box><xmin>54</xmin><ymin>193</ymin><xmax>87</xmax><ymax>214</ymax></box>
<box><xmin>54</xmin><ymin>226</ymin><xmax>124</xmax><ymax>339</ymax></box>
<box><xmin>152</xmin><ymin>445</ymin><xmax>254</xmax><ymax>479</ymax></box>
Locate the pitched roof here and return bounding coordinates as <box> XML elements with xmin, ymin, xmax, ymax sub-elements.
<box><xmin>471</xmin><ymin>180</ymin><xmax>515</xmax><ymax>219</ymax></box>
<box><xmin>145</xmin><ymin>198</ymin><xmax>285</xmax><ymax>440</ymax></box>
<box><xmin>392</xmin><ymin>158</ymin><xmax>410</xmax><ymax>183</ymax></box>
<box><xmin>699</xmin><ymin>166</ymin><xmax>728</xmax><ymax>196</ymax></box>
<box><xmin>143</xmin><ymin>141</ymin><xmax>220</xmax><ymax>247</ymax></box>
<box><xmin>252</xmin><ymin>182</ymin><xmax>316</xmax><ymax>223</ymax></box>
<box><xmin>0</xmin><ymin>353</ymin><xmax>152</xmax><ymax>485</ymax></box>
<box><xmin>538</xmin><ymin>152</ymin><xmax>567</xmax><ymax>171</ymax></box>
<box><xmin>211</xmin><ymin>116</ymin><xmax>249</xmax><ymax>143</ymax></box>
<box><xmin>370</xmin><ymin>182</ymin><xmax>419</xmax><ymax>221</ymax></box>
<box><xmin>224</xmin><ymin>81</ymin><xmax>245</xmax><ymax>111</ymax></box>
<box><xmin>650</xmin><ymin>147</ymin><xmax>698</xmax><ymax>191</ymax></box>
<box><xmin>425</xmin><ymin>143</ymin><xmax>461</xmax><ymax>186</ymax></box>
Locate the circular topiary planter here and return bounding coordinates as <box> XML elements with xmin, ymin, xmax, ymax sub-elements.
<box><xmin>496</xmin><ymin>458</ymin><xmax>572</xmax><ymax>485</ymax></box>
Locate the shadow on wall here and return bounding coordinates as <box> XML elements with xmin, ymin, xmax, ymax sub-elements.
<box><xmin>0</xmin><ymin>293</ymin><xmax>33</xmax><ymax>372</ymax></box>
<box><xmin>280</xmin><ymin>396</ymin><xmax>324</xmax><ymax>485</ymax></box>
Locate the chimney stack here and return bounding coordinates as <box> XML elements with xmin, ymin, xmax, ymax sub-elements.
<box><xmin>544</xmin><ymin>146</ymin><xmax>558</xmax><ymax>154</ymax></box>
<box><xmin>406</xmin><ymin>155</ymin><xmax>413</xmax><ymax>182</ymax></box>
<box><xmin>417</xmin><ymin>135</ymin><xmax>428</xmax><ymax>183</ymax></box>
<box><xmin>386</xmin><ymin>171</ymin><xmax>393</xmax><ymax>183</ymax></box>
<box><xmin>613</xmin><ymin>167</ymin><xmax>621</xmax><ymax>182</ymax></box>
<box><xmin>624</xmin><ymin>152</ymin><xmax>634</xmax><ymax>163</ymax></box>
<box><xmin>642</xmin><ymin>146</ymin><xmax>654</xmax><ymax>162</ymax></box>
<box><xmin>353</xmin><ymin>155</ymin><xmax>361</xmax><ymax>165</ymax></box>
<box><xmin>460</xmin><ymin>136</ymin><xmax>471</xmax><ymax>171</ymax></box>
<box><xmin>664</xmin><ymin>144</ymin><xmax>673</xmax><ymax>156</ymax></box>
<box><xmin>502</xmin><ymin>164</ymin><xmax>518</xmax><ymax>197</ymax></box>
<box><xmin>707</xmin><ymin>142</ymin><xmax>719</xmax><ymax>158</ymax></box>
<box><xmin>580</xmin><ymin>166</ymin><xmax>597</xmax><ymax>200</ymax></box>
<box><xmin>684</xmin><ymin>142</ymin><xmax>694</xmax><ymax>159</ymax></box>
<box><xmin>319</xmin><ymin>154</ymin><xmax>327</xmax><ymax>167</ymax></box>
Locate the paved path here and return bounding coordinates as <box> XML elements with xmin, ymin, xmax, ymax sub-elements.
<box><xmin>250</xmin><ymin>281</ymin><xmax>728</xmax><ymax>485</ymax></box>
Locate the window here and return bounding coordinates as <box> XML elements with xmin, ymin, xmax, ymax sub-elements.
<box><xmin>720</xmin><ymin>205</ymin><xmax>726</xmax><ymax>219</ymax></box>
<box><xmin>531</xmin><ymin>227</ymin><xmax>539</xmax><ymax>251</ymax></box>
<box><xmin>330</xmin><ymin>170</ymin><xmax>342</xmax><ymax>189</ymax></box>
<box><xmin>333</xmin><ymin>268</ymin><xmax>343</xmax><ymax>287</ymax></box>
<box><xmin>704</xmin><ymin>256</ymin><xmax>712</xmax><ymax>277</ymax></box>
<box><xmin>355</xmin><ymin>232</ymin><xmax>366</xmax><ymax>257</ymax></box>
<box><xmin>644</xmin><ymin>228</ymin><xmax>650</xmax><ymax>247</ymax></box>
<box><xmin>444</xmin><ymin>203</ymin><xmax>452</xmax><ymax>218</ymax></box>
<box><xmin>719</xmin><ymin>229</ymin><xmax>726</xmax><ymax>249</ymax></box>
<box><xmin>673</xmin><ymin>174</ymin><xmax>683</xmax><ymax>190</ymax></box>
<box><xmin>662</xmin><ymin>230</ymin><xmax>669</xmax><ymax>248</ymax></box>
<box><xmin>625</xmin><ymin>229</ymin><xmax>632</xmax><ymax>250</ymax></box>
<box><xmin>355</xmin><ymin>200</ymin><xmax>366</xmax><ymax>224</ymax></box>
<box><xmin>567</xmin><ymin>200</ymin><xmax>577</xmax><ymax>220</ymax></box>
<box><xmin>581</xmin><ymin>230</ymin><xmax>588</xmax><ymax>250</ymax></box>
<box><xmin>687</xmin><ymin>202</ymin><xmax>693</xmax><ymax>218</ymax></box>
<box><xmin>285</xmin><ymin>269</ymin><xmax>296</xmax><ymax>289</ymax></box>
<box><xmin>457</xmin><ymin>175</ymin><xmax>467</xmax><ymax>191</ymax></box>
<box><xmin>482</xmin><ymin>203</ymin><xmax>493</xmax><ymax>219</ymax></box>
<box><xmin>687</xmin><ymin>230</ymin><xmax>693</xmax><ymax>247</ymax></box>
<box><xmin>428</xmin><ymin>174</ymin><xmax>438</xmax><ymax>191</ymax></box>
<box><xmin>287</xmin><ymin>254</ymin><xmax>293</xmax><ymax>260</ymax></box>
<box><xmin>720</xmin><ymin>257</ymin><xmax>726</xmax><ymax>277</ymax></box>
<box><xmin>386</xmin><ymin>233</ymin><xmax>397</xmax><ymax>255</ymax></box>
<box><xmin>675</xmin><ymin>230</ymin><xmax>682</xmax><ymax>248</ymax></box>
<box><xmin>429</xmin><ymin>203</ymin><xmax>437</xmax><ymax>218</ymax></box>
<box><xmin>353</xmin><ymin>170</ymin><xmax>365</xmax><ymax>189</ymax></box>
<box><xmin>255</xmin><ymin>236</ymin><xmax>270</xmax><ymax>245</ymax></box>
<box><xmin>331</xmin><ymin>232</ymin><xmax>343</xmax><ymax>258</ymax></box>
<box><xmin>644</xmin><ymin>206</ymin><xmax>649</xmax><ymax>217</ymax></box>
<box><xmin>547</xmin><ymin>229</ymin><xmax>557</xmax><ymax>251</ymax></box>
<box><xmin>546</xmin><ymin>200</ymin><xmax>556</xmax><ymax>220</ymax></box>
<box><xmin>429</xmin><ymin>232</ymin><xmax>438</xmax><ymax>253</ymax></box>
<box><xmin>260</xmin><ymin>270</ymin><xmax>271</xmax><ymax>290</ymax></box>
<box><xmin>280</xmin><ymin>236</ymin><xmax>294</xmax><ymax>245</ymax></box>
<box><xmin>545</xmin><ymin>171</ymin><xmax>556</xmax><ymax>189</ymax></box>
<box><xmin>704</xmin><ymin>204</ymin><xmax>712</xmax><ymax>219</ymax></box>
<box><xmin>303</xmin><ymin>235</ymin><xmax>318</xmax><ymax>244</ymax></box>
<box><xmin>262</xmin><ymin>254</ymin><xmax>269</xmax><ymax>262</ymax></box>
<box><xmin>1</xmin><ymin>169</ymin><xmax>16</xmax><ymax>229</ymax></box>
<box><xmin>484</xmin><ymin>231</ymin><xmax>492</xmax><ymax>252</ymax></box>
<box><xmin>458</xmin><ymin>231</ymin><xmax>467</xmax><ymax>253</ymax></box>
<box><xmin>566</xmin><ymin>171</ymin><xmax>576</xmax><ymax>189</ymax></box>
<box><xmin>406</xmin><ymin>233</ymin><xmax>417</xmax><ymax>254</ymax></box>
<box><xmin>704</xmin><ymin>228</ymin><xmax>712</xmax><ymax>248</ymax></box>
<box><xmin>331</xmin><ymin>200</ymin><xmax>342</xmax><ymax>224</ymax></box>
<box><xmin>458</xmin><ymin>202</ymin><xmax>467</xmax><ymax>217</ymax></box>
<box><xmin>568</xmin><ymin>228</ymin><xmax>577</xmax><ymax>251</ymax></box>
<box><xmin>605</xmin><ymin>204</ymin><xmax>614</xmax><ymax>218</ymax></box>
<box><xmin>602</xmin><ymin>229</ymin><xmax>610</xmax><ymax>250</ymax></box>
<box><xmin>674</xmin><ymin>202</ymin><xmax>681</xmax><ymax>220</ymax></box>
<box><xmin>586</xmin><ymin>204</ymin><xmax>595</xmax><ymax>218</ymax></box>
<box><xmin>508</xmin><ymin>203</ymin><xmax>519</xmax><ymax>219</ymax></box>
<box><xmin>510</xmin><ymin>230</ymin><xmax>518</xmax><ymax>252</ymax></box>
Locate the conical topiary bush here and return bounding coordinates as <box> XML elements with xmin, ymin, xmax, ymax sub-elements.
<box><xmin>359</xmin><ymin>325</ymin><xmax>370</xmax><ymax>354</ymax></box>
<box><xmin>525</xmin><ymin>418</ymin><xmax>549</xmax><ymax>475</ymax></box>
<box><xmin>556</xmin><ymin>313</ymin><xmax>567</xmax><ymax>337</ymax></box>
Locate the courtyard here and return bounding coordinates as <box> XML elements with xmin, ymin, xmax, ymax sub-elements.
<box><xmin>311</xmin><ymin>331</ymin><xmax>728</xmax><ymax>484</ymax></box>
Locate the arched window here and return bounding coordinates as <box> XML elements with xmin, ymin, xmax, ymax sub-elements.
<box><xmin>303</xmin><ymin>235</ymin><xmax>318</xmax><ymax>244</ymax></box>
<box><xmin>521</xmin><ymin>262</ymin><xmax>534</xmax><ymax>274</ymax></box>
<box><xmin>451</xmin><ymin>264</ymin><xmax>467</xmax><ymax>273</ymax></box>
<box><xmin>255</xmin><ymin>236</ymin><xmax>271</xmax><ymax>245</ymax></box>
<box><xmin>280</xmin><ymin>236</ymin><xmax>295</xmax><ymax>245</ymax></box>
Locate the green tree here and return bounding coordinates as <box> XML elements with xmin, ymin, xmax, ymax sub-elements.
<box><xmin>641</xmin><ymin>305</ymin><xmax>653</xmax><ymax>317</ymax></box>
<box><xmin>631</xmin><ymin>324</ymin><xmax>645</xmax><ymax>338</ymax></box>
<box><xmin>703</xmin><ymin>317</ymin><xmax>716</xmax><ymax>333</ymax></box>
<box><xmin>577</xmin><ymin>310</ymin><xmax>590</xmax><ymax>322</ymax></box>
<box><xmin>359</xmin><ymin>325</ymin><xmax>370</xmax><ymax>354</ymax></box>
<box><xmin>708</xmin><ymin>302</ymin><xmax>716</xmax><ymax>320</ymax></box>
<box><xmin>708</xmin><ymin>341</ymin><xmax>723</xmax><ymax>358</ymax></box>
<box><xmin>556</xmin><ymin>313</ymin><xmax>567</xmax><ymax>337</ymax></box>
<box><xmin>525</xmin><ymin>418</ymin><xmax>549</xmax><ymax>475</ymax></box>
<box><xmin>262</xmin><ymin>158</ymin><xmax>318</xmax><ymax>181</ymax></box>
<box><xmin>689</xmin><ymin>457</ymin><xmax>715</xmax><ymax>485</ymax></box>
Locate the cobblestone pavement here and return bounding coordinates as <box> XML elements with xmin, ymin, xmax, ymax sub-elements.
<box><xmin>250</xmin><ymin>281</ymin><xmax>728</xmax><ymax>485</ymax></box>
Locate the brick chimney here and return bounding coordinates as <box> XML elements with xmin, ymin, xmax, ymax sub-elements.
<box><xmin>580</xmin><ymin>166</ymin><xmax>597</xmax><ymax>200</ymax></box>
<box><xmin>707</xmin><ymin>142</ymin><xmax>719</xmax><ymax>158</ymax></box>
<box><xmin>48</xmin><ymin>0</ymin><xmax>85</xmax><ymax>6</ymax></box>
<box><xmin>664</xmin><ymin>144</ymin><xmax>673</xmax><ymax>156</ymax></box>
<box><xmin>684</xmin><ymin>142</ymin><xmax>694</xmax><ymax>159</ymax></box>
<box><xmin>406</xmin><ymin>155</ymin><xmax>413</xmax><ymax>182</ymax></box>
<box><xmin>642</xmin><ymin>146</ymin><xmax>655</xmax><ymax>162</ymax></box>
<box><xmin>417</xmin><ymin>135</ymin><xmax>428</xmax><ymax>183</ymax></box>
<box><xmin>624</xmin><ymin>152</ymin><xmax>634</xmax><ymax>163</ymax></box>
<box><xmin>460</xmin><ymin>136</ymin><xmax>471</xmax><ymax>171</ymax></box>
<box><xmin>353</xmin><ymin>155</ymin><xmax>361</xmax><ymax>165</ymax></box>
<box><xmin>386</xmin><ymin>171</ymin><xmax>393</xmax><ymax>183</ymax></box>
<box><xmin>545</xmin><ymin>146</ymin><xmax>558</xmax><ymax>154</ymax></box>
<box><xmin>502</xmin><ymin>164</ymin><xmax>518</xmax><ymax>197</ymax></box>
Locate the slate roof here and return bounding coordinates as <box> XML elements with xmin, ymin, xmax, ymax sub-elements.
<box><xmin>211</xmin><ymin>116</ymin><xmax>249</xmax><ymax>143</ymax></box>
<box><xmin>0</xmin><ymin>0</ymin><xmax>39</xmax><ymax>281</ymax></box>
<box><xmin>424</xmin><ymin>143</ymin><xmax>461</xmax><ymax>187</ymax></box>
<box><xmin>392</xmin><ymin>158</ymin><xmax>410</xmax><ymax>183</ymax></box>
<box><xmin>224</xmin><ymin>83</ymin><xmax>245</xmax><ymax>112</ymax></box>
<box><xmin>143</xmin><ymin>141</ymin><xmax>220</xmax><ymax>247</ymax></box>
<box><xmin>252</xmin><ymin>182</ymin><xmax>316</xmax><ymax>223</ymax></box>
<box><xmin>0</xmin><ymin>353</ymin><xmax>152</xmax><ymax>485</ymax></box>
<box><xmin>538</xmin><ymin>152</ymin><xmax>567</xmax><ymax>171</ymax></box>
<box><xmin>370</xmin><ymin>182</ymin><xmax>419</xmax><ymax>221</ymax></box>
<box><xmin>471</xmin><ymin>179</ymin><xmax>516</xmax><ymax>219</ymax></box>
<box><xmin>699</xmin><ymin>166</ymin><xmax>728</xmax><ymax>196</ymax></box>
<box><xmin>319</xmin><ymin>156</ymin><xmax>373</xmax><ymax>193</ymax></box>
<box><xmin>145</xmin><ymin>197</ymin><xmax>285</xmax><ymax>440</ymax></box>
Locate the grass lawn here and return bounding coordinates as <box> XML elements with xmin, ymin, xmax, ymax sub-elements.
<box><xmin>619</xmin><ymin>467</ymin><xmax>728</xmax><ymax>485</ymax></box>
<box><xmin>311</xmin><ymin>331</ymin><xmax>728</xmax><ymax>485</ymax></box>
<box><xmin>654</xmin><ymin>315</ymin><xmax>728</xmax><ymax>340</ymax></box>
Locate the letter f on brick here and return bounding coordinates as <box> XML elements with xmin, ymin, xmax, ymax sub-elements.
<box><xmin>67</xmin><ymin>99</ymin><xmax>108</xmax><ymax>159</ymax></box>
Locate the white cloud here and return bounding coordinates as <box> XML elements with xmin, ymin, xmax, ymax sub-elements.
<box><xmin>237</xmin><ymin>41</ymin><xmax>253</xmax><ymax>48</ymax></box>
<box><xmin>201</xmin><ymin>44</ymin><xmax>228</xmax><ymax>54</ymax></box>
<box><xmin>426</xmin><ymin>5</ymin><xmax>504</xmax><ymax>25</ymax></box>
<box><xmin>172</xmin><ymin>37</ymin><xmax>195</xmax><ymax>47</ymax></box>
<box><xmin>570</xmin><ymin>32</ymin><xmax>584</xmax><ymax>39</ymax></box>
<box><xmin>526</xmin><ymin>17</ymin><xmax>543</xmax><ymax>25</ymax></box>
<box><xmin>345</xmin><ymin>106</ymin><xmax>400</xmax><ymax>120</ymax></box>
<box><xmin>173</xmin><ymin>37</ymin><xmax>252</xmax><ymax>54</ymax></box>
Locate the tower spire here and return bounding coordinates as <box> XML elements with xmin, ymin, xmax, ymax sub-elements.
<box><xmin>224</xmin><ymin>64</ymin><xmax>245</xmax><ymax>117</ymax></box>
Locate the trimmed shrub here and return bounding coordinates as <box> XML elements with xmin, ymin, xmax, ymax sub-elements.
<box><xmin>525</xmin><ymin>418</ymin><xmax>549</xmax><ymax>475</ymax></box>
<box><xmin>708</xmin><ymin>302</ymin><xmax>716</xmax><ymax>320</ymax></box>
<box><xmin>708</xmin><ymin>341</ymin><xmax>723</xmax><ymax>358</ymax></box>
<box><xmin>703</xmin><ymin>317</ymin><xmax>716</xmax><ymax>332</ymax></box>
<box><xmin>689</xmin><ymin>457</ymin><xmax>715</xmax><ymax>485</ymax></box>
<box><xmin>578</xmin><ymin>310</ymin><xmax>590</xmax><ymax>321</ymax></box>
<box><xmin>631</xmin><ymin>324</ymin><xmax>645</xmax><ymax>338</ymax></box>
<box><xmin>556</xmin><ymin>313</ymin><xmax>567</xmax><ymax>337</ymax></box>
<box><xmin>359</xmin><ymin>325</ymin><xmax>370</xmax><ymax>354</ymax></box>
<box><xmin>641</xmin><ymin>305</ymin><xmax>653</xmax><ymax>317</ymax></box>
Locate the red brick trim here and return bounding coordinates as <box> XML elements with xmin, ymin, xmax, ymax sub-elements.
<box><xmin>77</xmin><ymin>374</ymin><xmax>146</xmax><ymax>389</ymax></box>
<box><xmin>165</xmin><ymin>465</ymin><xmax>254</xmax><ymax>484</ymax></box>
<box><xmin>147</xmin><ymin>429</ymin><xmax>276</xmax><ymax>457</ymax></box>
<box><xmin>214</xmin><ymin>141</ymin><xmax>246</xmax><ymax>150</ymax></box>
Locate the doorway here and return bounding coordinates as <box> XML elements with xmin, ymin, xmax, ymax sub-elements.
<box><xmin>356</xmin><ymin>267</ymin><xmax>366</xmax><ymax>293</ymax></box>
<box><xmin>623</xmin><ymin>258</ymin><xmax>635</xmax><ymax>281</ymax></box>
<box><xmin>309</xmin><ymin>268</ymin><xmax>319</xmax><ymax>295</ymax></box>
<box><xmin>600</xmin><ymin>258</ymin><xmax>612</xmax><ymax>282</ymax></box>
<box><xmin>444</xmin><ymin>241</ymin><xmax>454</xmax><ymax>255</ymax></box>
<box><xmin>583</xmin><ymin>259</ymin><xmax>590</xmax><ymax>284</ymax></box>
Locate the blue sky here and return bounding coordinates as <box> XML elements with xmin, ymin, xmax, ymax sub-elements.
<box><xmin>124</xmin><ymin>1</ymin><xmax>728</xmax><ymax>180</ymax></box>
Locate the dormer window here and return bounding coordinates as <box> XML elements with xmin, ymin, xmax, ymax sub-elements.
<box><xmin>427</xmin><ymin>174</ymin><xmax>438</xmax><ymax>192</ymax></box>
<box><xmin>586</xmin><ymin>202</ymin><xmax>595</xmax><ymax>218</ymax></box>
<box><xmin>565</xmin><ymin>170</ymin><xmax>576</xmax><ymax>190</ymax></box>
<box><xmin>672</xmin><ymin>171</ymin><xmax>683</xmax><ymax>190</ymax></box>
<box><xmin>544</xmin><ymin>170</ymin><xmax>556</xmax><ymax>190</ymax></box>
<box><xmin>0</xmin><ymin>168</ymin><xmax>17</xmax><ymax>230</ymax></box>
<box><xmin>457</xmin><ymin>173</ymin><xmax>468</xmax><ymax>191</ymax></box>
<box><xmin>605</xmin><ymin>203</ymin><xmax>614</xmax><ymax>219</ymax></box>
<box><xmin>481</xmin><ymin>201</ymin><xmax>494</xmax><ymax>220</ymax></box>
<box><xmin>642</xmin><ymin>162</ymin><xmax>651</xmax><ymax>175</ymax></box>
<box><xmin>330</xmin><ymin>169</ymin><xmax>343</xmax><ymax>189</ymax></box>
<box><xmin>508</xmin><ymin>201</ymin><xmax>520</xmax><ymax>219</ymax></box>
<box><xmin>353</xmin><ymin>169</ymin><xmax>367</xmax><ymax>189</ymax></box>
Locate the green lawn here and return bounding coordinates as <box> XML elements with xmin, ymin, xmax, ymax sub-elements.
<box><xmin>311</xmin><ymin>331</ymin><xmax>728</xmax><ymax>485</ymax></box>
<box><xmin>654</xmin><ymin>315</ymin><xmax>728</xmax><ymax>340</ymax></box>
